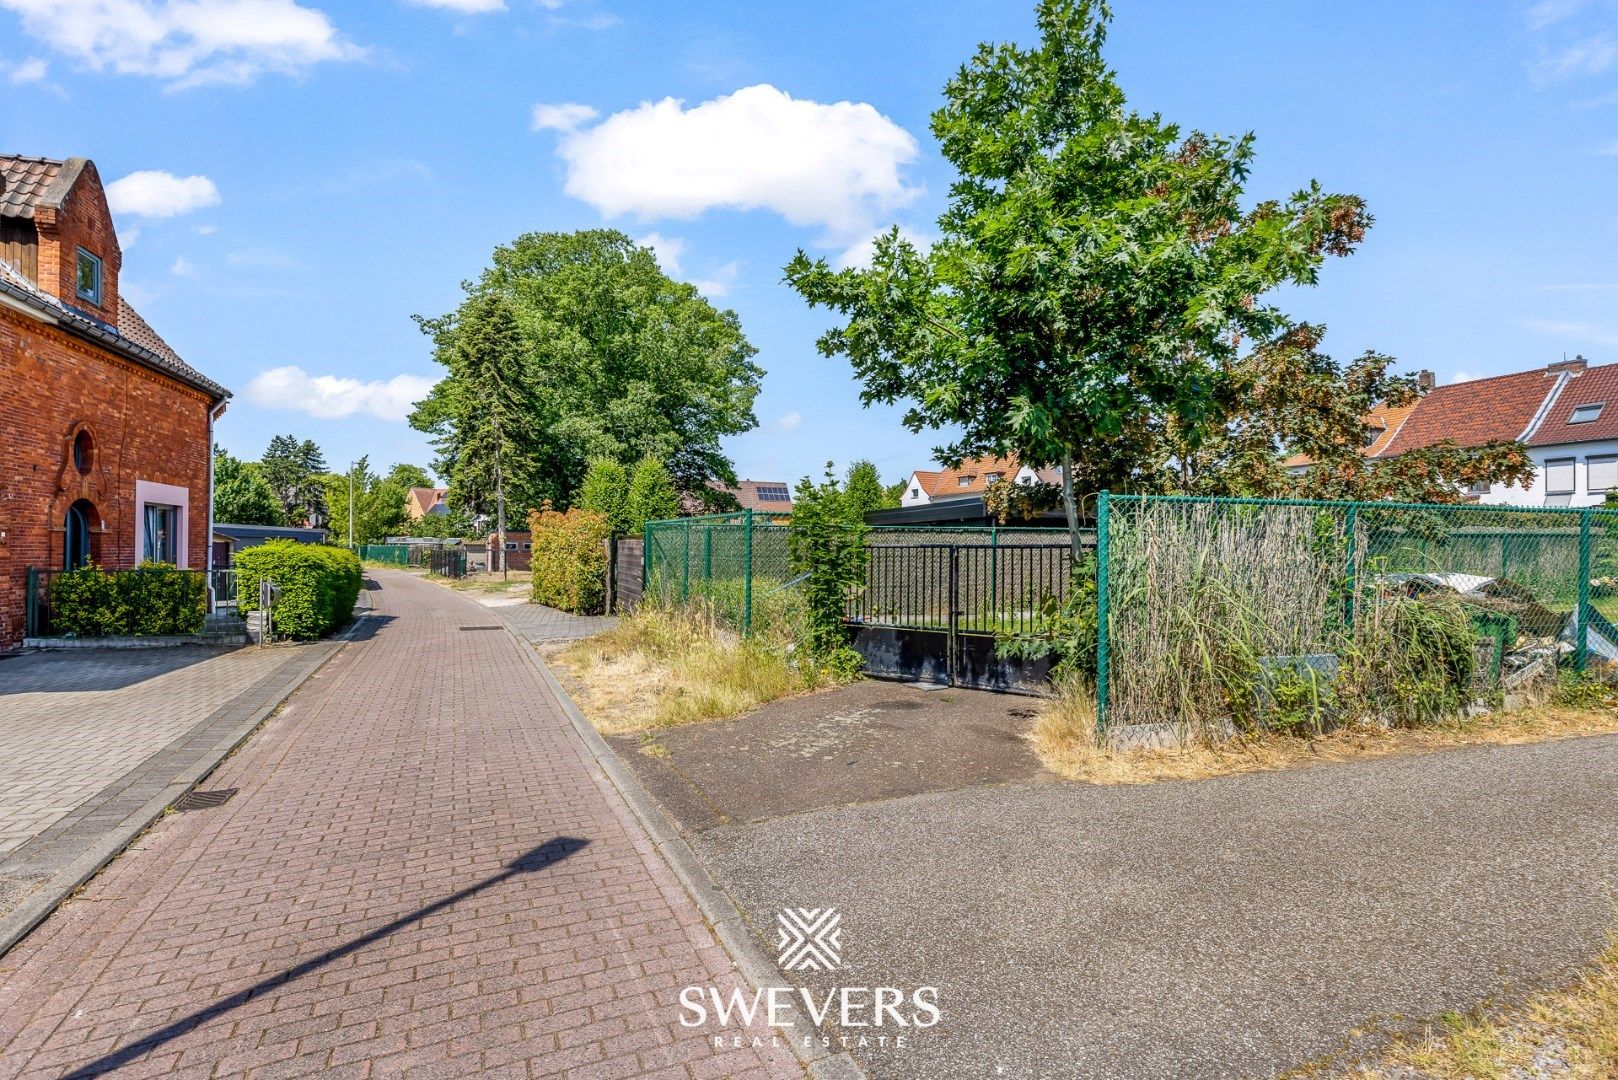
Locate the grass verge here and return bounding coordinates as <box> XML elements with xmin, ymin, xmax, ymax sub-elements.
<box><xmin>548</xmin><ymin>603</ymin><xmax>851</xmax><ymax>735</ymax></box>
<box><xmin>1033</xmin><ymin>676</ymin><xmax>1618</xmax><ymax>785</ymax></box>
<box><xmin>1339</xmin><ymin>930</ymin><xmax>1618</xmax><ymax>1079</ymax></box>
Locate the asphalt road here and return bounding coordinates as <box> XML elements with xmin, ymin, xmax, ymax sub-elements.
<box><xmin>693</xmin><ymin>733</ymin><xmax>1618</xmax><ymax>1079</ymax></box>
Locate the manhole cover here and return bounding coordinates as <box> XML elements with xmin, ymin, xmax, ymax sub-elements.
<box><xmin>172</xmin><ymin>788</ymin><xmax>237</xmax><ymax>812</ymax></box>
<box><xmin>460</xmin><ymin>625</ymin><xmax>502</xmax><ymax>631</ymax></box>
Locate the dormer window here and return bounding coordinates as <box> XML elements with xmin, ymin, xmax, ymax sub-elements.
<box><xmin>75</xmin><ymin>248</ymin><xmax>102</xmax><ymax>305</ymax></box>
<box><xmin>983</xmin><ymin>472</ymin><xmax>1002</xmax><ymax>484</ymax></box>
<box><xmin>1570</xmin><ymin>403</ymin><xmax>1605</xmax><ymax>425</ymax></box>
<box><xmin>957</xmin><ymin>475</ymin><xmax>974</xmax><ymax>488</ymax></box>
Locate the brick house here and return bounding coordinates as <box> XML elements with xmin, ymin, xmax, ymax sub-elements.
<box><xmin>0</xmin><ymin>155</ymin><xmax>230</xmax><ymax>650</ymax></box>
<box><xmin>405</xmin><ymin>485</ymin><xmax>449</xmax><ymax>520</ymax></box>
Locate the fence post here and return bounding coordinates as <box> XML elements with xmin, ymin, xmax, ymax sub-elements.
<box><xmin>989</xmin><ymin>525</ymin><xmax>998</xmax><ymax>618</ymax></box>
<box><xmin>742</xmin><ymin>510</ymin><xmax>754</xmax><ymax>638</ymax></box>
<box><xmin>1095</xmin><ymin>491</ymin><xmax>1111</xmax><ymax>737</ymax></box>
<box><xmin>1577</xmin><ymin>509</ymin><xmax>1592</xmax><ymax>673</ymax></box>
<box><xmin>682</xmin><ymin>519</ymin><xmax>691</xmax><ymax>602</ymax></box>
<box><xmin>703</xmin><ymin>524</ymin><xmax>713</xmax><ymax>586</ymax></box>
<box><xmin>1343</xmin><ymin>505</ymin><xmax>1358</xmax><ymax>630</ymax></box>
<box><xmin>947</xmin><ymin>545</ymin><xmax>959</xmax><ymax>687</ymax></box>
<box><xmin>25</xmin><ymin>566</ymin><xmax>37</xmax><ymax>638</ymax></box>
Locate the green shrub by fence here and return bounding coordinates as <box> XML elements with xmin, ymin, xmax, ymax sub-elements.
<box><xmin>235</xmin><ymin>541</ymin><xmax>363</xmax><ymax>640</ymax></box>
<box><xmin>529</xmin><ymin>506</ymin><xmax>611</xmax><ymax>614</ymax></box>
<box><xmin>43</xmin><ymin>563</ymin><xmax>207</xmax><ymax>637</ymax></box>
<box><xmin>1094</xmin><ymin>494</ymin><xmax>1618</xmax><ymax>740</ymax></box>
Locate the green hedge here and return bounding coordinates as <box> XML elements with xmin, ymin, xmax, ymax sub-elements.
<box><xmin>46</xmin><ymin>563</ymin><xmax>208</xmax><ymax>637</ymax></box>
<box><xmin>236</xmin><ymin>541</ymin><xmax>363</xmax><ymax>640</ymax></box>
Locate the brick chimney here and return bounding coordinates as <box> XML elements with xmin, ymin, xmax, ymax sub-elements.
<box><xmin>1547</xmin><ymin>355</ymin><xmax>1589</xmax><ymax>376</ymax></box>
<box><xmin>1416</xmin><ymin>370</ymin><xmax>1436</xmax><ymax>393</ymax></box>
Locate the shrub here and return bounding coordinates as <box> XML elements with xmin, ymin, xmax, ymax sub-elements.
<box><xmin>529</xmin><ymin>505</ymin><xmax>611</xmax><ymax>613</ymax></box>
<box><xmin>235</xmin><ymin>541</ymin><xmax>363</xmax><ymax>640</ymax></box>
<box><xmin>787</xmin><ymin>465</ymin><xmax>867</xmax><ymax>659</ymax></box>
<box><xmin>47</xmin><ymin>563</ymin><xmax>207</xmax><ymax>637</ymax></box>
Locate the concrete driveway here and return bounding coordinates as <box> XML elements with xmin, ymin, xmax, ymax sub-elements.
<box><xmin>665</xmin><ymin>710</ymin><xmax>1618</xmax><ymax>1078</ymax></box>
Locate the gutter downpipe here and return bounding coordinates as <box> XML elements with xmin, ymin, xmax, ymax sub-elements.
<box><xmin>206</xmin><ymin>399</ymin><xmax>229</xmax><ymax>612</ymax></box>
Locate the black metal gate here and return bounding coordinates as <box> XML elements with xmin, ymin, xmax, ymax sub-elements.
<box><xmin>844</xmin><ymin>542</ymin><xmax>1076</xmax><ymax>691</ymax></box>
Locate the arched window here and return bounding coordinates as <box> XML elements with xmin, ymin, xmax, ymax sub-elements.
<box><xmin>72</xmin><ymin>430</ymin><xmax>94</xmax><ymax>474</ymax></box>
<box><xmin>64</xmin><ymin>500</ymin><xmax>97</xmax><ymax>571</ymax></box>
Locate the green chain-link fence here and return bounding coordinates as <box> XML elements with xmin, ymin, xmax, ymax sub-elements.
<box><xmin>359</xmin><ymin>544</ymin><xmax>410</xmax><ymax>566</ymax></box>
<box><xmin>644</xmin><ymin>512</ymin><xmax>792</xmax><ymax>636</ymax></box>
<box><xmin>1095</xmin><ymin>493</ymin><xmax>1618</xmax><ymax>739</ymax></box>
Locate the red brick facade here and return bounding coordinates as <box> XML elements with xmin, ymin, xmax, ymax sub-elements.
<box><xmin>0</xmin><ymin>156</ymin><xmax>225</xmax><ymax>649</ymax></box>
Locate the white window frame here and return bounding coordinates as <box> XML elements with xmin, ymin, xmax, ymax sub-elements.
<box><xmin>1587</xmin><ymin>455</ymin><xmax>1618</xmax><ymax>493</ymax></box>
<box><xmin>1544</xmin><ymin>457</ymin><xmax>1577</xmax><ymax>496</ymax></box>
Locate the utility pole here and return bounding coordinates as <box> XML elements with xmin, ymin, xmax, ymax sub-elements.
<box><xmin>494</xmin><ymin>438</ymin><xmax>507</xmax><ymax>580</ymax></box>
<box><xmin>347</xmin><ymin>462</ymin><xmax>356</xmax><ymax>551</ymax></box>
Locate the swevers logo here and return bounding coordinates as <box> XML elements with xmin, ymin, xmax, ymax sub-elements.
<box><xmin>775</xmin><ymin>907</ymin><xmax>842</xmax><ymax>971</ymax></box>
<box><xmin>682</xmin><ymin>907</ymin><xmax>940</xmax><ymax>1053</ymax></box>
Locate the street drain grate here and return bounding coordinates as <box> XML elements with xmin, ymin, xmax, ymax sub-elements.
<box><xmin>172</xmin><ymin>788</ymin><xmax>237</xmax><ymax>812</ymax></box>
<box><xmin>460</xmin><ymin>625</ymin><xmax>502</xmax><ymax>631</ymax></box>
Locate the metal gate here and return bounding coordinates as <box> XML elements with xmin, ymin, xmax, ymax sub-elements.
<box><xmin>845</xmin><ymin>542</ymin><xmax>1077</xmax><ymax>690</ymax></box>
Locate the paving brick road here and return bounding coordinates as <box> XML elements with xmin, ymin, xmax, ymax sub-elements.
<box><xmin>0</xmin><ymin>571</ymin><xmax>798</xmax><ymax>1079</ymax></box>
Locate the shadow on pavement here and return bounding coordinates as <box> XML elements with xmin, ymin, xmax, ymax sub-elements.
<box><xmin>62</xmin><ymin>836</ymin><xmax>590</xmax><ymax>1079</ymax></box>
<box><xmin>0</xmin><ymin>646</ymin><xmax>234</xmax><ymax>697</ymax></box>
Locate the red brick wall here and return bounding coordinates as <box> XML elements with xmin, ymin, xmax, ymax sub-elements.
<box><xmin>0</xmin><ymin>309</ymin><xmax>212</xmax><ymax>648</ymax></box>
<box><xmin>33</xmin><ymin>161</ymin><xmax>121</xmax><ymax>320</ymax></box>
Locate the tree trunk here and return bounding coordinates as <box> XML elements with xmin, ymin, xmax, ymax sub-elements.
<box><xmin>494</xmin><ymin>439</ymin><xmax>507</xmax><ymax>580</ymax></box>
<box><xmin>1061</xmin><ymin>449</ymin><xmax>1082</xmax><ymax>562</ymax></box>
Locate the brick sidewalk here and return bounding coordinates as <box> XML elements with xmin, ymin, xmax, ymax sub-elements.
<box><xmin>0</xmin><ymin>571</ymin><xmax>798</xmax><ymax>1079</ymax></box>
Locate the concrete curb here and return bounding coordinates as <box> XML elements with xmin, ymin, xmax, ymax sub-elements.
<box><xmin>508</xmin><ymin>629</ymin><xmax>866</xmax><ymax>1080</ymax></box>
<box><xmin>0</xmin><ymin>605</ymin><xmax>375</xmax><ymax>960</ymax></box>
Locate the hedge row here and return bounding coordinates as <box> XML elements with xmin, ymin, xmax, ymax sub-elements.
<box><xmin>528</xmin><ymin>505</ymin><xmax>610</xmax><ymax>614</ymax></box>
<box><xmin>46</xmin><ymin>563</ymin><xmax>207</xmax><ymax>637</ymax></box>
<box><xmin>235</xmin><ymin>541</ymin><xmax>363</xmax><ymax>640</ymax></box>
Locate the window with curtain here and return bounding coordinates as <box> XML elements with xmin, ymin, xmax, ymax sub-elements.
<box><xmin>143</xmin><ymin>504</ymin><xmax>179</xmax><ymax>564</ymax></box>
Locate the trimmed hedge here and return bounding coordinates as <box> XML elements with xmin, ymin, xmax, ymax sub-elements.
<box><xmin>47</xmin><ymin>563</ymin><xmax>207</xmax><ymax>637</ymax></box>
<box><xmin>528</xmin><ymin>505</ymin><xmax>610</xmax><ymax>614</ymax></box>
<box><xmin>236</xmin><ymin>541</ymin><xmax>363</xmax><ymax>640</ymax></box>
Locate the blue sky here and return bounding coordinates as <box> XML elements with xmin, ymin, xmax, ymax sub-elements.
<box><xmin>3</xmin><ymin>0</ymin><xmax>1617</xmax><ymax>488</ymax></box>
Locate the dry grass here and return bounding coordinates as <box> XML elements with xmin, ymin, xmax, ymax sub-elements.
<box><xmin>1032</xmin><ymin>677</ymin><xmax>1618</xmax><ymax>785</ymax></box>
<box><xmin>442</xmin><ymin>570</ymin><xmax>532</xmax><ymax>594</ymax></box>
<box><xmin>548</xmin><ymin>604</ymin><xmax>843</xmax><ymax>735</ymax></box>
<box><xmin>1341</xmin><ymin>930</ymin><xmax>1618</xmax><ymax>1079</ymax></box>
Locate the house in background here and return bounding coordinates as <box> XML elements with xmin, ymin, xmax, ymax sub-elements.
<box><xmin>0</xmin><ymin>155</ymin><xmax>229</xmax><ymax>650</ymax></box>
<box><xmin>899</xmin><ymin>454</ymin><xmax>1059</xmax><ymax>508</ymax></box>
<box><xmin>487</xmin><ymin>529</ymin><xmax>533</xmax><ymax>571</ymax></box>
<box><xmin>1294</xmin><ymin>358</ymin><xmax>1616</xmax><ymax>508</ymax></box>
<box><xmin>406</xmin><ymin>486</ymin><xmax>449</xmax><ymax>520</ymax></box>
<box><xmin>211</xmin><ymin>524</ymin><xmax>330</xmax><ymax>568</ymax></box>
<box><xmin>682</xmin><ymin>479</ymin><xmax>795</xmax><ymax>516</ymax></box>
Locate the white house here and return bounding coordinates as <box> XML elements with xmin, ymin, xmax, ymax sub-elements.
<box><xmin>900</xmin><ymin>455</ymin><xmax>1056</xmax><ymax>507</ymax></box>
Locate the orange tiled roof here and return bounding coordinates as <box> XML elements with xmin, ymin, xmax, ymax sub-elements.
<box><xmin>916</xmin><ymin>454</ymin><xmax>1028</xmax><ymax>498</ymax></box>
<box><xmin>1528</xmin><ymin>364</ymin><xmax>1618</xmax><ymax>446</ymax></box>
<box><xmin>1381</xmin><ymin>369</ymin><xmax>1559</xmax><ymax>456</ymax></box>
<box><xmin>1282</xmin><ymin>400</ymin><xmax>1418</xmax><ymax>468</ymax></box>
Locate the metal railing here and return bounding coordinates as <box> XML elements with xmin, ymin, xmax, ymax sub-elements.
<box><xmin>846</xmin><ymin>542</ymin><xmax>1079</xmax><ymax>636</ymax></box>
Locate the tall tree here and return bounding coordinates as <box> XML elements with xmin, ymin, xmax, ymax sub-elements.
<box><xmin>321</xmin><ymin>457</ymin><xmax>412</xmax><ymax>548</ymax></box>
<box><xmin>576</xmin><ymin>458</ymin><xmax>633</xmax><ymax>538</ymax></box>
<box><xmin>212</xmin><ymin>447</ymin><xmax>284</xmax><ymax>526</ymax></box>
<box><xmin>785</xmin><ymin>1</ymin><xmax>1373</xmax><ymax>556</ymax></box>
<box><xmin>843</xmin><ymin>460</ymin><xmax>897</xmax><ymax>523</ymax></box>
<box><xmin>260</xmin><ymin>435</ymin><xmax>328</xmax><ymax>527</ymax></box>
<box><xmin>624</xmin><ymin>456</ymin><xmax>681</xmax><ymax>537</ymax></box>
<box><xmin>412</xmin><ymin>293</ymin><xmax>541</xmax><ymax>571</ymax></box>
<box><xmin>386</xmin><ymin>463</ymin><xmax>435</xmax><ymax>491</ymax></box>
<box><xmin>412</xmin><ymin>229</ymin><xmax>763</xmax><ymax>510</ymax></box>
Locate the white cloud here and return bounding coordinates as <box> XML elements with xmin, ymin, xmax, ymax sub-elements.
<box><xmin>1536</xmin><ymin>36</ymin><xmax>1618</xmax><ymax>81</ymax></box>
<box><xmin>1522</xmin><ymin>317</ymin><xmax>1618</xmax><ymax>347</ymax></box>
<box><xmin>1527</xmin><ymin>0</ymin><xmax>1593</xmax><ymax>30</ymax></box>
<box><xmin>169</xmin><ymin>255</ymin><xmax>196</xmax><ymax>276</ymax></box>
<box><xmin>542</xmin><ymin>83</ymin><xmax>921</xmax><ymax>242</ymax></box>
<box><xmin>635</xmin><ymin>232</ymin><xmax>686</xmax><ymax>273</ymax></box>
<box><xmin>692</xmin><ymin>260</ymin><xmax>741</xmax><ymax>297</ymax></box>
<box><xmin>247</xmin><ymin>366</ymin><xmax>438</xmax><ymax>421</ymax></box>
<box><xmin>405</xmin><ymin>0</ymin><xmax>504</xmax><ymax>10</ymax></box>
<box><xmin>193</xmin><ymin>223</ymin><xmax>217</xmax><ymax>235</ymax></box>
<box><xmin>105</xmin><ymin>170</ymin><xmax>220</xmax><ymax>217</ymax></box>
<box><xmin>0</xmin><ymin>0</ymin><xmax>361</xmax><ymax>88</ymax></box>
<box><xmin>1449</xmin><ymin>370</ymin><xmax>1480</xmax><ymax>384</ymax></box>
<box><xmin>5</xmin><ymin>55</ymin><xmax>48</xmax><ymax>82</ymax></box>
<box><xmin>776</xmin><ymin>411</ymin><xmax>802</xmax><ymax>431</ymax></box>
<box><xmin>531</xmin><ymin>102</ymin><xmax>598</xmax><ymax>133</ymax></box>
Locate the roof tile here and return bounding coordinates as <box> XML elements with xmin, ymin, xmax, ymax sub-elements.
<box><xmin>1526</xmin><ymin>364</ymin><xmax>1618</xmax><ymax>446</ymax></box>
<box><xmin>1379</xmin><ymin>370</ymin><xmax>1557</xmax><ymax>456</ymax></box>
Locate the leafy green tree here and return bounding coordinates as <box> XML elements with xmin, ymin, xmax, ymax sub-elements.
<box><xmin>213</xmin><ymin>447</ymin><xmax>284</xmax><ymax>526</ymax></box>
<box><xmin>260</xmin><ymin>435</ymin><xmax>329</xmax><ymax>527</ymax></box>
<box><xmin>577</xmin><ymin>458</ymin><xmax>633</xmax><ymax>537</ymax></box>
<box><xmin>624</xmin><ymin>456</ymin><xmax>681</xmax><ymax>536</ymax></box>
<box><xmin>788</xmin><ymin>464</ymin><xmax>867</xmax><ymax>667</ymax></box>
<box><xmin>386</xmin><ymin>463</ymin><xmax>435</xmax><ymax>491</ymax></box>
<box><xmin>410</xmin><ymin>293</ymin><xmax>543</xmax><ymax>566</ymax></box>
<box><xmin>321</xmin><ymin>457</ymin><xmax>411</xmax><ymax>548</ymax></box>
<box><xmin>406</xmin><ymin>509</ymin><xmax>472</xmax><ymax>540</ymax></box>
<box><xmin>843</xmin><ymin>460</ymin><xmax>897</xmax><ymax>523</ymax></box>
<box><xmin>412</xmin><ymin>229</ymin><xmax>762</xmax><ymax>507</ymax></box>
<box><xmin>785</xmin><ymin>0</ymin><xmax>1373</xmax><ymax>555</ymax></box>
